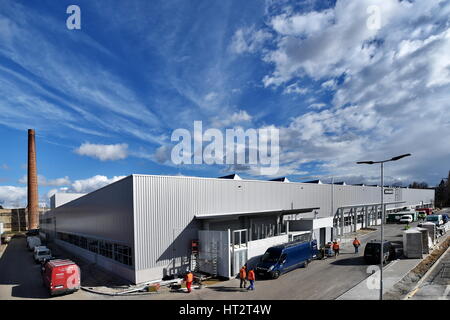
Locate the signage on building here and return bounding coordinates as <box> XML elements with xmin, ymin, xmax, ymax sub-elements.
<box><xmin>384</xmin><ymin>188</ymin><xmax>394</xmax><ymax>194</ymax></box>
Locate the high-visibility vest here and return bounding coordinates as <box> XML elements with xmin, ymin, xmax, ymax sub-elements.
<box><xmin>332</xmin><ymin>243</ymin><xmax>340</xmax><ymax>250</ymax></box>
<box><xmin>186</xmin><ymin>273</ymin><xmax>193</xmax><ymax>282</ymax></box>
<box><xmin>353</xmin><ymin>240</ymin><xmax>361</xmax><ymax>246</ymax></box>
<box><xmin>247</xmin><ymin>270</ymin><xmax>255</xmax><ymax>281</ymax></box>
<box><xmin>239</xmin><ymin>268</ymin><xmax>247</xmax><ymax>279</ymax></box>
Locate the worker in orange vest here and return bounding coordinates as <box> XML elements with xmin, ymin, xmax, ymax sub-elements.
<box><xmin>246</xmin><ymin>269</ymin><xmax>255</xmax><ymax>290</ymax></box>
<box><xmin>332</xmin><ymin>240</ymin><xmax>340</xmax><ymax>258</ymax></box>
<box><xmin>353</xmin><ymin>237</ymin><xmax>361</xmax><ymax>254</ymax></box>
<box><xmin>185</xmin><ymin>270</ymin><xmax>194</xmax><ymax>293</ymax></box>
<box><xmin>239</xmin><ymin>265</ymin><xmax>247</xmax><ymax>288</ymax></box>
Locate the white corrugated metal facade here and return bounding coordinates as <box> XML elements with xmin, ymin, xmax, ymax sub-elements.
<box><xmin>40</xmin><ymin>174</ymin><xmax>435</xmax><ymax>284</ymax></box>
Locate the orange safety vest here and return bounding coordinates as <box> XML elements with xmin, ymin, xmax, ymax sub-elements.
<box><xmin>247</xmin><ymin>270</ymin><xmax>255</xmax><ymax>281</ymax></box>
<box><xmin>239</xmin><ymin>268</ymin><xmax>247</xmax><ymax>279</ymax></box>
<box><xmin>186</xmin><ymin>273</ymin><xmax>193</xmax><ymax>282</ymax></box>
<box><xmin>332</xmin><ymin>242</ymin><xmax>340</xmax><ymax>250</ymax></box>
<box><xmin>353</xmin><ymin>239</ymin><xmax>361</xmax><ymax>246</ymax></box>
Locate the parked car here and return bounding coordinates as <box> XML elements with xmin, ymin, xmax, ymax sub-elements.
<box><xmin>26</xmin><ymin>236</ymin><xmax>41</xmax><ymax>251</ymax></box>
<box><xmin>26</xmin><ymin>229</ymin><xmax>40</xmax><ymax>237</ymax></box>
<box><xmin>363</xmin><ymin>240</ymin><xmax>396</xmax><ymax>265</ymax></box>
<box><xmin>1</xmin><ymin>233</ymin><xmax>11</xmax><ymax>244</ymax></box>
<box><xmin>442</xmin><ymin>214</ymin><xmax>449</xmax><ymax>224</ymax></box>
<box><xmin>34</xmin><ymin>247</ymin><xmax>52</xmax><ymax>263</ymax></box>
<box><xmin>34</xmin><ymin>245</ymin><xmax>47</xmax><ymax>253</ymax></box>
<box><xmin>42</xmin><ymin>259</ymin><xmax>80</xmax><ymax>296</ymax></box>
<box><xmin>426</xmin><ymin>214</ymin><xmax>444</xmax><ymax>226</ymax></box>
<box><xmin>256</xmin><ymin>239</ymin><xmax>318</xmax><ymax>279</ymax></box>
<box><xmin>399</xmin><ymin>215</ymin><xmax>413</xmax><ymax>224</ymax></box>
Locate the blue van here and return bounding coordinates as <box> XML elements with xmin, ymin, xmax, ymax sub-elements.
<box><xmin>255</xmin><ymin>239</ymin><xmax>318</xmax><ymax>279</ymax></box>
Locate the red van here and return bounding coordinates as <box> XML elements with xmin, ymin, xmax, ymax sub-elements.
<box><xmin>42</xmin><ymin>259</ymin><xmax>81</xmax><ymax>296</ymax></box>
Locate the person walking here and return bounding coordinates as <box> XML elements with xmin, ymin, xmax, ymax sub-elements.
<box><xmin>185</xmin><ymin>270</ymin><xmax>194</xmax><ymax>293</ymax></box>
<box><xmin>353</xmin><ymin>237</ymin><xmax>361</xmax><ymax>254</ymax></box>
<box><xmin>247</xmin><ymin>268</ymin><xmax>255</xmax><ymax>291</ymax></box>
<box><xmin>332</xmin><ymin>240</ymin><xmax>340</xmax><ymax>258</ymax></box>
<box><xmin>239</xmin><ymin>265</ymin><xmax>247</xmax><ymax>288</ymax></box>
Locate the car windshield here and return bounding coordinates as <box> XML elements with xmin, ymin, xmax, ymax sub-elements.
<box><xmin>366</xmin><ymin>243</ymin><xmax>388</xmax><ymax>253</ymax></box>
<box><xmin>39</xmin><ymin>250</ymin><xmax>50</xmax><ymax>256</ymax></box>
<box><xmin>426</xmin><ymin>216</ymin><xmax>438</xmax><ymax>221</ymax></box>
<box><xmin>261</xmin><ymin>248</ymin><xmax>282</xmax><ymax>263</ymax></box>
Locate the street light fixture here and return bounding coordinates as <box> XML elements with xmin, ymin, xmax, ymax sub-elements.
<box><xmin>356</xmin><ymin>153</ymin><xmax>411</xmax><ymax>300</ymax></box>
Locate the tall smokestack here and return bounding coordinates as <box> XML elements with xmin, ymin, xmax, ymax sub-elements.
<box><xmin>27</xmin><ymin>129</ymin><xmax>39</xmax><ymax>230</ymax></box>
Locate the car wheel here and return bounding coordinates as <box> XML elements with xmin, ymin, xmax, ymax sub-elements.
<box><xmin>272</xmin><ymin>271</ymin><xmax>280</xmax><ymax>279</ymax></box>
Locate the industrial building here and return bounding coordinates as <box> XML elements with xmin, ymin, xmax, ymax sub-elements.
<box><xmin>40</xmin><ymin>174</ymin><xmax>435</xmax><ymax>284</ymax></box>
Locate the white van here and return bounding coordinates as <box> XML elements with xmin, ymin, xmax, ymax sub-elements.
<box><xmin>34</xmin><ymin>247</ymin><xmax>52</xmax><ymax>263</ymax></box>
<box><xmin>27</xmin><ymin>236</ymin><xmax>41</xmax><ymax>251</ymax></box>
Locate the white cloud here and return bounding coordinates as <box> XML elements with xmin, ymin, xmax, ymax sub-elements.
<box><xmin>154</xmin><ymin>145</ymin><xmax>173</xmax><ymax>164</ymax></box>
<box><xmin>0</xmin><ymin>186</ymin><xmax>27</xmax><ymax>208</ymax></box>
<box><xmin>283</xmin><ymin>83</ymin><xmax>309</xmax><ymax>95</ymax></box>
<box><xmin>18</xmin><ymin>175</ymin><xmax>71</xmax><ymax>186</ymax></box>
<box><xmin>204</xmin><ymin>92</ymin><xmax>218</xmax><ymax>102</ymax></box>
<box><xmin>271</xmin><ymin>8</ymin><xmax>335</xmax><ymax>37</ymax></box>
<box><xmin>239</xmin><ymin>0</ymin><xmax>450</xmax><ymax>184</ymax></box>
<box><xmin>75</xmin><ymin>143</ymin><xmax>128</xmax><ymax>161</ymax></box>
<box><xmin>321</xmin><ymin>79</ymin><xmax>336</xmax><ymax>90</ymax></box>
<box><xmin>210</xmin><ymin>110</ymin><xmax>253</xmax><ymax>128</ymax></box>
<box><xmin>308</xmin><ymin>103</ymin><xmax>326</xmax><ymax>110</ymax></box>
<box><xmin>70</xmin><ymin>175</ymin><xmax>126</xmax><ymax>193</ymax></box>
<box><xmin>229</xmin><ymin>26</ymin><xmax>272</xmax><ymax>54</ymax></box>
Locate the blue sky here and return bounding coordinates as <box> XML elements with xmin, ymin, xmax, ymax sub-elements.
<box><xmin>1</xmin><ymin>0</ymin><xmax>450</xmax><ymax>207</ymax></box>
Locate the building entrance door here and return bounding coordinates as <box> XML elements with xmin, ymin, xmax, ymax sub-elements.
<box><xmin>231</xmin><ymin>229</ymin><xmax>248</xmax><ymax>276</ymax></box>
<box><xmin>320</xmin><ymin>227</ymin><xmax>326</xmax><ymax>248</ymax></box>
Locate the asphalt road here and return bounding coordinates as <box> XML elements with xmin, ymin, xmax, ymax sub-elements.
<box><xmin>0</xmin><ymin>219</ymin><xmax>428</xmax><ymax>300</ymax></box>
<box><xmin>173</xmin><ymin>222</ymin><xmax>415</xmax><ymax>300</ymax></box>
<box><xmin>0</xmin><ymin>235</ymin><xmax>50</xmax><ymax>299</ymax></box>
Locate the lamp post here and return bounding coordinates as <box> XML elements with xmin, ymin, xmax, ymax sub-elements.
<box><xmin>356</xmin><ymin>153</ymin><xmax>411</xmax><ymax>300</ymax></box>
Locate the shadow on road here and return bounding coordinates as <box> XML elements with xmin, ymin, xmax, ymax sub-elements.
<box><xmin>207</xmin><ymin>286</ymin><xmax>249</xmax><ymax>293</ymax></box>
<box><xmin>330</xmin><ymin>256</ymin><xmax>367</xmax><ymax>266</ymax></box>
<box><xmin>0</xmin><ymin>236</ymin><xmax>50</xmax><ymax>299</ymax></box>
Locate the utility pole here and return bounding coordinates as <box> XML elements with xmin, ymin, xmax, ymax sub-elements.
<box><xmin>357</xmin><ymin>153</ymin><xmax>411</xmax><ymax>300</ymax></box>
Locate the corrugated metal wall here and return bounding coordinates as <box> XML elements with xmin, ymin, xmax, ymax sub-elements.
<box><xmin>132</xmin><ymin>174</ymin><xmax>435</xmax><ymax>277</ymax></box>
<box><xmin>53</xmin><ymin>176</ymin><xmax>134</xmax><ymax>245</ymax></box>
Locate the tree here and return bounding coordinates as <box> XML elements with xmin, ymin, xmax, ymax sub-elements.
<box><xmin>408</xmin><ymin>181</ymin><xmax>429</xmax><ymax>189</ymax></box>
<box><xmin>434</xmin><ymin>171</ymin><xmax>450</xmax><ymax>208</ymax></box>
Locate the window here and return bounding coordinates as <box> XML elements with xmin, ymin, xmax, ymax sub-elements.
<box><xmin>114</xmin><ymin>244</ymin><xmax>132</xmax><ymax>266</ymax></box>
<box><xmin>99</xmin><ymin>241</ymin><xmax>113</xmax><ymax>259</ymax></box>
<box><xmin>56</xmin><ymin>232</ymin><xmax>132</xmax><ymax>266</ymax></box>
<box><xmin>88</xmin><ymin>239</ymin><xmax>98</xmax><ymax>253</ymax></box>
<box><xmin>79</xmin><ymin>236</ymin><xmax>87</xmax><ymax>249</ymax></box>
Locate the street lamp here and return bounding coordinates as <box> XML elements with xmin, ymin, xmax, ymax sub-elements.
<box><xmin>356</xmin><ymin>153</ymin><xmax>411</xmax><ymax>300</ymax></box>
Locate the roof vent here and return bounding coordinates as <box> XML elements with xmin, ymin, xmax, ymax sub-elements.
<box><xmin>218</xmin><ymin>174</ymin><xmax>242</xmax><ymax>180</ymax></box>
<box><xmin>270</xmin><ymin>177</ymin><xmax>290</xmax><ymax>182</ymax></box>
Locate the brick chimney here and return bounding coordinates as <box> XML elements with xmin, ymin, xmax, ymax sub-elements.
<box><xmin>27</xmin><ymin>129</ymin><xmax>39</xmax><ymax>230</ymax></box>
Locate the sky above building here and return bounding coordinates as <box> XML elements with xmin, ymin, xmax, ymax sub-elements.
<box><xmin>0</xmin><ymin>0</ymin><xmax>449</xmax><ymax>207</ymax></box>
